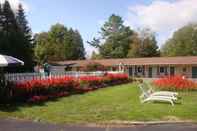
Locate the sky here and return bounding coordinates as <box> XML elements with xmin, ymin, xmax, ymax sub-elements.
<box><xmin>3</xmin><ymin>0</ymin><xmax>197</xmax><ymax>57</ymax></box>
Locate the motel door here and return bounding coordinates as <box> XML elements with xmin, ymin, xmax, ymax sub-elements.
<box><xmin>128</xmin><ymin>67</ymin><xmax>133</xmax><ymax>77</ymax></box>
<box><xmin>148</xmin><ymin>67</ymin><xmax>152</xmax><ymax>78</ymax></box>
<box><xmin>170</xmin><ymin>67</ymin><xmax>175</xmax><ymax>76</ymax></box>
<box><xmin>192</xmin><ymin>67</ymin><xmax>197</xmax><ymax>78</ymax></box>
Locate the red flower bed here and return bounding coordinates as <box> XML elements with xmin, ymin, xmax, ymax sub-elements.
<box><xmin>153</xmin><ymin>75</ymin><xmax>197</xmax><ymax>91</ymax></box>
<box><xmin>10</xmin><ymin>73</ymin><xmax>130</xmax><ymax>102</ymax></box>
<box><xmin>28</xmin><ymin>92</ymin><xmax>69</xmax><ymax>103</ymax></box>
<box><xmin>106</xmin><ymin>73</ymin><xmax>129</xmax><ymax>83</ymax></box>
<box><xmin>79</xmin><ymin>76</ymin><xmax>103</xmax><ymax>88</ymax></box>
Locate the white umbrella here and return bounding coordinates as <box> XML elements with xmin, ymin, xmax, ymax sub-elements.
<box><xmin>0</xmin><ymin>54</ymin><xmax>24</xmax><ymax>67</ymax></box>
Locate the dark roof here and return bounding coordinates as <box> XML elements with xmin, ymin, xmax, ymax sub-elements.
<box><xmin>52</xmin><ymin>56</ymin><xmax>197</xmax><ymax>67</ymax></box>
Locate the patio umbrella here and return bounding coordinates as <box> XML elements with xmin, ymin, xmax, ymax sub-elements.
<box><xmin>0</xmin><ymin>54</ymin><xmax>24</xmax><ymax>67</ymax></box>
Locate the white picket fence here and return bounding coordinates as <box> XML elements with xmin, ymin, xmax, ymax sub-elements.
<box><xmin>4</xmin><ymin>71</ymin><xmax>123</xmax><ymax>82</ymax></box>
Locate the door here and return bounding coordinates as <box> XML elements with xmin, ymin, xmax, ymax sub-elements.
<box><xmin>170</xmin><ymin>67</ymin><xmax>175</xmax><ymax>76</ymax></box>
<box><xmin>192</xmin><ymin>67</ymin><xmax>197</xmax><ymax>78</ymax></box>
<box><xmin>148</xmin><ymin>67</ymin><xmax>152</xmax><ymax>78</ymax></box>
<box><xmin>128</xmin><ymin>67</ymin><xmax>133</xmax><ymax>77</ymax></box>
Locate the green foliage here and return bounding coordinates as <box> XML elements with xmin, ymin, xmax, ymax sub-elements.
<box><xmin>34</xmin><ymin>32</ymin><xmax>51</xmax><ymax>64</ymax></box>
<box><xmin>0</xmin><ymin>1</ymin><xmax>33</xmax><ymax>71</ymax></box>
<box><xmin>34</xmin><ymin>24</ymin><xmax>85</xmax><ymax>64</ymax></box>
<box><xmin>162</xmin><ymin>24</ymin><xmax>197</xmax><ymax>56</ymax></box>
<box><xmin>83</xmin><ymin>62</ymin><xmax>105</xmax><ymax>71</ymax></box>
<box><xmin>127</xmin><ymin>29</ymin><xmax>159</xmax><ymax>58</ymax></box>
<box><xmin>64</xmin><ymin>29</ymin><xmax>86</xmax><ymax>60</ymax></box>
<box><xmin>89</xmin><ymin>14</ymin><xmax>134</xmax><ymax>58</ymax></box>
<box><xmin>127</xmin><ymin>33</ymin><xmax>141</xmax><ymax>58</ymax></box>
<box><xmin>91</xmin><ymin>51</ymin><xmax>102</xmax><ymax>59</ymax></box>
<box><xmin>89</xmin><ymin>15</ymin><xmax>159</xmax><ymax>58</ymax></box>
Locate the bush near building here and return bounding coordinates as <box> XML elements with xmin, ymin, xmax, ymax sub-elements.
<box><xmin>3</xmin><ymin>73</ymin><xmax>130</xmax><ymax>103</ymax></box>
<box><xmin>153</xmin><ymin>75</ymin><xmax>197</xmax><ymax>91</ymax></box>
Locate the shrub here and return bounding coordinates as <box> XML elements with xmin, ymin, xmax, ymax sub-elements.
<box><xmin>6</xmin><ymin>73</ymin><xmax>130</xmax><ymax>103</ymax></box>
<box><xmin>82</xmin><ymin>62</ymin><xmax>106</xmax><ymax>71</ymax></box>
<box><xmin>153</xmin><ymin>75</ymin><xmax>197</xmax><ymax>91</ymax></box>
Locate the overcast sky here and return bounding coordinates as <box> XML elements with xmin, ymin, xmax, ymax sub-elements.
<box><xmin>2</xmin><ymin>0</ymin><xmax>197</xmax><ymax>56</ymax></box>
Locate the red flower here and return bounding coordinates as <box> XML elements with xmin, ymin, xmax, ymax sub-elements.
<box><xmin>153</xmin><ymin>75</ymin><xmax>197</xmax><ymax>91</ymax></box>
<box><xmin>12</xmin><ymin>73</ymin><xmax>129</xmax><ymax>102</ymax></box>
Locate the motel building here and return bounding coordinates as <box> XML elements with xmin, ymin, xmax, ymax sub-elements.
<box><xmin>51</xmin><ymin>56</ymin><xmax>197</xmax><ymax>79</ymax></box>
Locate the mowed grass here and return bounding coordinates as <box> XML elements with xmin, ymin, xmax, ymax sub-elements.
<box><xmin>0</xmin><ymin>83</ymin><xmax>197</xmax><ymax>124</ymax></box>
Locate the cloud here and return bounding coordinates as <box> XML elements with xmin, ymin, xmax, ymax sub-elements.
<box><xmin>0</xmin><ymin>0</ymin><xmax>29</xmax><ymax>12</ymax></box>
<box><xmin>126</xmin><ymin>0</ymin><xmax>197</xmax><ymax>45</ymax></box>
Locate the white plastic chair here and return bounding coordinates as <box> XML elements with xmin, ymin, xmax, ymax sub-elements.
<box><xmin>139</xmin><ymin>84</ymin><xmax>177</xmax><ymax>106</ymax></box>
<box><xmin>141</xmin><ymin>83</ymin><xmax>178</xmax><ymax>97</ymax></box>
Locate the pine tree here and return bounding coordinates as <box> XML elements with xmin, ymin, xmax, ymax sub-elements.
<box><xmin>2</xmin><ymin>0</ymin><xmax>18</xmax><ymax>34</ymax></box>
<box><xmin>73</xmin><ymin>30</ymin><xmax>85</xmax><ymax>59</ymax></box>
<box><xmin>0</xmin><ymin>0</ymin><xmax>18</xmax><ymax>56</ymax></box>
<box><xmin>127</xmin><ymin>28</ymin><xmax>159</xmax><ymax>58</ymax></box>
<box><xmin>0</xmin><ymin>3</ymin><xmax>3</xmax><ymax>29</ymax></box>
<box><xmin>139</xmin><ymin>28</ymin><xmax>159</xmax><ymax>57</ymax></box>
<box><xmin>0</xmin><ymin>1</ymin><xmax>33</xmax><ymax>72</ymax></box>
<box><xmin>16</xmin><ymin>3</ymin><xmax>32</xmax><ymax>43</ymax></box>
<box><xmin>89</xmin><ymin>14</ymin><xmax>134</xmax><ymax>58</ymax></box>
<box><xmin>0</xmin><ymin>3</ymin><xmax>4</xmax><ymax>50</ymax></box>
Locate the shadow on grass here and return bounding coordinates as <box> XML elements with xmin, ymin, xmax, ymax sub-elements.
<box><xmin>0</xmin><ymin>97</ymin><xmax>63</xmax><ymax>112</ymax></box>
<box><xmin>152</xmin><ymin>101</ymin><xmax>182</xmax><ymax>106</ymax></box>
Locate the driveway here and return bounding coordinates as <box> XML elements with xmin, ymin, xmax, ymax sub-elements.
<box><xmin>0</xmin><ymin>119</ymin><xmax>197</xmax><ymax>131</ymax></box>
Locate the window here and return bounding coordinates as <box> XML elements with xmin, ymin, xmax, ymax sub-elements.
<box><xmin>160</xmin><ymin>67</ymin><xmax>165</xmax><ymax>73</ymax></box>
<box><xmin>137</xmin><ymin>67</ymin><xmax>142</xmax><ymax>73</ymax></box>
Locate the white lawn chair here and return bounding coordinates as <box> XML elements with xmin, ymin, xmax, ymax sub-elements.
<box><xmin>139</xmin><ymin>84</ymin><xmax>177</xmax><ymax>106</ymax></box>
<box><xmin>140</xmin><ymin>94</ymin><xmax>175</xmax><ymax>106</ymax></box>
<box><xmin>141</xmin><ymin>83</ymin><xmax>178</xmax><ymax>97</ymax></box>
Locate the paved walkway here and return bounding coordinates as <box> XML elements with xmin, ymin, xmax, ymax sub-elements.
<box><xmin>0</xmin><ymin>119</ymin><xmax>197</xmax><ymax>131</ymax></box>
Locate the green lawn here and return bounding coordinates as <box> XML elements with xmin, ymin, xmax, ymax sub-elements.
<box><xmin>0</xmin><ymin>83</ymin><xmax>197</xmax><ymax>124</ymax></box>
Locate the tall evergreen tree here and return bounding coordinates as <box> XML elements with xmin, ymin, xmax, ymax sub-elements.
<box><xmin>64</xmin><ymin>28</ymin><xmax>85</xmax><ymax>60</ymax></box>
<box><xmin>73</xmin><ymin>30</ymin><xmax>85</xmax><ymax>59</ymax></box>
<box><xmin>88</xmin><ymin>14</ymin><xmax>134</xmax><ymax>58</ymax></box>
<box><xmin>16</xmin><ymin>4</ymin><xmax>32</xmax><ymax>43</ymax></box>
<box><xmin>0</xmin><ymin>3</ymin><xmax>4</xmax><ymax>38</ymax></box>
<box><xmin>138</xmin><ymin>28</ymin><xmax>159</xmax><ymax>57</ymax></box>
<box><xmin>0</xmin><ymin>1</ymin><xmax>33</xmax><ymax>72</ymax></box>
<box><xmin>127</xmin><ymin>28</ymin><xmax>159</xmax><ymax>57</ymax></box>
<box><xmin>127</xmin><ymin>33</ymin><xmax>141</xmax><ymax>58</ymax></box>
<box><xmin>0</xmin><ymin>0</ymin><xmax>18</xmax><ymax>56</ymax></box>
<box><xmin>15</xmin><ymin>3</ymin><xmax>33</xmax><ymax>71</ymax></box>
<box><xmin>0</xmin><ymin>3</ymin><xmax>3</xmax><ymax>28</ymax></box>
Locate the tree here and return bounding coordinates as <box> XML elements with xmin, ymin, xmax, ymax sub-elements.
<box><xmin>48</xmin><ymin>23</ymin><xmax>68</xmax><ymax>60</ymax></box>
<box><xmin>138</xmin><ymin>28</ymin><xmax>159</xmax><ymax>57</ymax></box>
<box><xmin>127</xmin><ymin>33</ymin><xmax>141</xmax><ymax>58</ymax></box>
<box><xmin>34</xmin><ymin>23</ymin><xmax>86</xmax><ymax>64</ymax></box>
<box><xmin>83</xmin><ymin>62</ymin><xmax>105</xmax><ymax>71</ymax></box>
<box><xmin>91</xmin><ymin>51</ymin><xmax>102</xmax><ymax>59</ymax></box>
<box><xmin>16</xmin><ymin>4</ymin><xmax>32</xmax><ymax>43</ymax></box>
<box><xmin>162</xmin><ymin>24</ymin><xmax>197</xmax><ymax>56</ymax></box>
<box><xmin>73</xmin><ymin>30</ymin><xmax>86</xmax><ymax>59</ymax></box>
<box><xmin>64</xmin><ymin>29</ymin><xmax>85</xmax><ymax>60</ymax></box>
<box><xmin>34</xmin><ymin>32</ymin><xmax>51</xmax><ymax>64</ymax></box>
<box><xmin>16</xmin><ymin>3</ymin><xmax>33</xmax><ymax>71</ymax></box>
<box><xmin>127</xmin><ymin>28</ymin><xmax>159</xmax><ymax>57</ymax></box>
<box><xmin>88</xmin><ymin>14</ymin><xmax>134</xmax><ymax>58</ymax></box>
<box><xmin>0</xmin><ymin>1</ymin><xmax>34</xmax><ymax>72</ymax></box>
